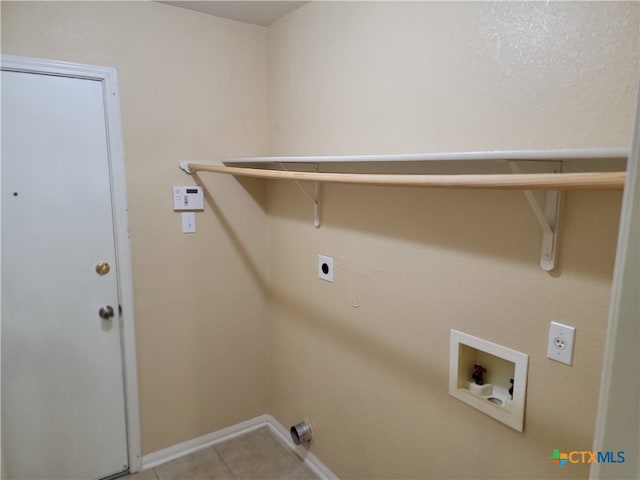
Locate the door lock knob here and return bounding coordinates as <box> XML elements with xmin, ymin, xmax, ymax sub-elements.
<box><xmin>99</xmin><ymin>305</ymin><xmax>115</xmax><ymax>320</ymax></box>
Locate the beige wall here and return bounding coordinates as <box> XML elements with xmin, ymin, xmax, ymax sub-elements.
<box><xmin>1</xmin><ymin>1</ymin><xmax>270</xmax><ymax>455</ymax></box>
<box><xmin>267</xmin><ymin>2</ymin><xmax>639</xmax><ymax>479</ymax></box>
<box><xmin>3</xmin><ymin>1</ymin><xmax>639</xmax><ymax>478</ymax></box>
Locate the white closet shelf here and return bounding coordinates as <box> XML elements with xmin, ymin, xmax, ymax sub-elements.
<box><xmin>179</xmin><ymin>148</ymin><xmax>628</xmax><ymax>271</ymax></box>
<box><xmin>218</xmin><ymin>147</ymin><xmax>629</xmax><ymax>164</ymax></box>
<box><xmin>180</xmin><ymin>147</ymin><xmax>627</xmax><ymax>190</ymax></box>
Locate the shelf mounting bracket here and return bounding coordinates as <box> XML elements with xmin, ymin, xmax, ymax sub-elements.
<box><xmin>278</xmin><ymin>163</ymin><xmax>321</xmax><ymax>228</ymax></box>
<box><xmin>509</xmin><ymin>161</ymin><xmax>562</xmax><ymax>271</ymax></box>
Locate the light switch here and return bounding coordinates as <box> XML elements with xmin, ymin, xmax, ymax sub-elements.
<box><xmin>182</xmin><ymin>212</ymin><xmax>196</xmax><ymax>233</ymax></box>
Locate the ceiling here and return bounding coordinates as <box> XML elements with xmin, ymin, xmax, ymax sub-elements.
<box><xmin>159</xmin><ymin>1</ymin><xmax>309</xmax><ymax>26</ymax></box>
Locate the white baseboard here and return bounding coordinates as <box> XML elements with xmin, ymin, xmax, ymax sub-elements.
<box><xmin>140</xmin><ymin>414</ymin><xmax>338</xmax><ymax>479</ymax></box>
<box><xmin>263</xmin><ymin>415</ymin><xmax>339</xmax><ymax>480</ymax></box>
<box><xmin>141</xmin><ymin>415</ymin><xmax>270</xmax><ymax>469</ymax></box>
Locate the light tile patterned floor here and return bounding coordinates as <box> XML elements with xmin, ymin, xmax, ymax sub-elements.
<box><xmin>124</xmin><ymin>427</ymin><xmax>318</xmax><ymax>480</ymax></box>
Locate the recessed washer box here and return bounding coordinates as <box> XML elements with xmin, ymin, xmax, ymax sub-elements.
<box><xmin>449</xmin><ymin>329</ymin><xmax>529</xmax><ymax>432</ymax></box>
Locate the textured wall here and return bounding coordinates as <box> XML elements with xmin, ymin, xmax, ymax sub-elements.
<box><xmin>3</xmin><ymin>2</ymin><xmax>639</xmax><ymax>477</ymax></box>
<box><xmin>1</xmin><ymin>1</ymin><xmax>270</xmax><ymax>454</ymax></box>
<box><xmin>267</xmin><ymin>2</ymin><xmax>639</xmax><ymax>478</ymax></box>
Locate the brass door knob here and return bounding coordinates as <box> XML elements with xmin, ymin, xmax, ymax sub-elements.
<box><xmin>95</xmin><ymin>261</ymin><xmax>110</xmax><ymax>275</ymax></box>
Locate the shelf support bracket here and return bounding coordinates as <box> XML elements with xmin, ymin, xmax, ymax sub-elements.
<box><xmin>278</xmin><ymin>163</ymin><xmax>321</xmax><ymax>228</ymax></box>
<box><xmin>509</xmin><ymin>161</ymin><xmax>562</xmax><ymax>271</ymax></box>
<box><xmin>179</xmin><ymin>161</ymin><xmax>194</xmax><ymax>174</ymax></box>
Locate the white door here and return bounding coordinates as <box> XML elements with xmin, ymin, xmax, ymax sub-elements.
<box><xmin>1</xmin><ymin>69</ymin><xmax>129</xmax><ymax>479</ymax></box>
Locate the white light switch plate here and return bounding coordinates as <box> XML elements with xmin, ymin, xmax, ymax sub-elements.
<box><xmin>547</xmin><ymin>321</ymin><xmax>575</xmax><ymax>366</ymax></box>
<box><xmin>182</xmin><ymin>212</ymin><xmax>196</xmax><ymax>233</ymax></box>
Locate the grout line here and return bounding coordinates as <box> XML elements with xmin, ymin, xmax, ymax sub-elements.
<box><xmin>209</xmin><ymin>445</ymin><xmax>239</xmax><ymax>480</ymax></box>
<box><xmin>140</xmin><ymin>415</ymin><xmax>337</xmax><ymax>479</ymax></box>
<box><xmin>142</xmin><ymin>415</ymin><xmax>271</xmax><ymax>469</ymax></box>
<box><xmin>214</xmin><ymin>426</ymin><xmax>291</xmax><ymax>477</ymax></box>
<box><xmin>264</xmin><ymin>416</ymin><xmax>339</xmax><ymax>479</ymax></box>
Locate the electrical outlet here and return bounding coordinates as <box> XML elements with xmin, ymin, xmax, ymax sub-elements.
<box><xmin>318</xmin><ymin>255</ymin><xmax>333</xmax><ymax>282</ymax></box>
<box><xmin>547</xmin><ymin>321</ymin><xmax>575</xmax><ymax>366</ymax></box>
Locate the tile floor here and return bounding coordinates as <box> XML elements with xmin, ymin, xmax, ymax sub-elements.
<box><xmin>124</xmin><ymin>427</ymin><xmax>318</xmax><ymax>480</ymax></box>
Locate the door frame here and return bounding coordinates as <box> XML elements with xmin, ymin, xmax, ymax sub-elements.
<box><xmin>590</xmin><ymin>90</ymin><xmax>640</xmax><ymax>478</ymax></box>
<box><xmin>1</xmin><ymin>54</ymin><xmax>142</xmax><ymax>473</ymax></box>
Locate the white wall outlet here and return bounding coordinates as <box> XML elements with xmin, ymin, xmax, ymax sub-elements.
<box><xmin>182</xmin><ymin>212</ymin><xmax>196</xmax><ymax>233</ymax></box>
<box><xmin>547</xmin><ymin>321</ymin><xmax>576</xmax><ymax>366</ymax></box>
<box><xmin>318</xmin><ymin>255</ymin><xmax>333</xmax><ymax>282</ymax></box>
